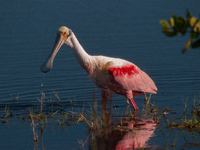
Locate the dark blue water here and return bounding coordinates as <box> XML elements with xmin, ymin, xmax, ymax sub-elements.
<box><xmin>1</xmin><ymin>0</ymin><xmax>200</xmax><ymax>149</ymax></box>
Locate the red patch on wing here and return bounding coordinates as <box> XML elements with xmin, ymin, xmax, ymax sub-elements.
<box><xmin>108</xmin><ymin>65</ymin><xmax>139</xmax><ymax>77</ymax></box>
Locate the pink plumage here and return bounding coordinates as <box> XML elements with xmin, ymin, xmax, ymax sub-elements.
<box><xmin>108</xmin><ymin>64</ymin><xmax>157</xmax><ymax>94</ymax></box>
<box><xmin>106</xmin><ymin>63</ymin><xmax>157</xmax><ymax>110</ymax></box>
<box><xmin>89</xmin><ymin>58</ymin><xmax>157</xmax><ymax>110</ymax></box>
<box><xmin>41</xmin><ymin>26</ymin><xmax>157</xmax><ymax>110</ymax></box>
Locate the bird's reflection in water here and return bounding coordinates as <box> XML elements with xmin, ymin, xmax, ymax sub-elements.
<box><xmin>111</xmin><ymin>118</ymin><xmax>156</xmax><ymax>150</ymax></box>
<box><xmin>89</xmin><ymin>104</ymin><xmax>156</xmax><ymax>150</ymax></box>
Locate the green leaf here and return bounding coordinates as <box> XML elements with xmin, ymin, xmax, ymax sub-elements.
<box><xmin>186</xmin><ymin>9</ymin><xmax>192</xmax><ymax>19</ymax></box>
<box><xmin>177</xmin><ymin>17</ymin><xmax>187</xmax><ymax>31</ymax></box>
<box><xmin>191</xmin><ymin>38</ymin><xmax>200</xmax><ymax>48</ymax></box>
<box><xmin>171</xmin><ymin>15</ymin><xmax>186</xmax><ymax>33</ymax></box>
<box><xmin>172</xmin><ymin>14</ymin><xmax>178</xmax><ymax>21</ymax></box>
<box><xmin>190</xmin><ymin>32</ymin><xmax>199</xmax><ymax>39</ymax></box>
<box><xmin>172</xmin><ymin>14</ymin><xmax>178</xmax><ymax>31</ymax></box>
<box><xmin>182</xmin><ymin>38</ymin><xmax>193</xmax><ymax>53</ymax></box>
<box><xmin>189</xmin><ymin>17</ymin><xmax>198</xmax><ymax>27</ymax></box>
<box><xmin>194</xmin><ymin>21</ymin><xmax>200</xmax><ymax>32</ymax></box>
<box><xmin>171</xmin><ymin>16</ymin><xmax>187</xmax><ymax>33</ymax></box>
<box><xmin>162</xmin><ymin>28</ymin><xmax>177</xmax><ymax>36</ymax></box>
<box><xmin>160</xmin><ymin>20</ymin><xmax>170</xmax><ymax>28</ymax></box>
<box><xmin>169</xmin><ymin>18</ymin><xmax>174</xmax><ymax>27</ymax></box>
<box><xmin>189</xmin><ymin>17</ymin><xmax>200</xmax><ymax>32</ymax></box>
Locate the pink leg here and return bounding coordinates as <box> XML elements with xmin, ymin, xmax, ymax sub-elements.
<box><xmin>126</xmin><ymin>91</ymin><xmax>139</xmax><ymax>110</ymax></box>
<box><xmin>129</xmin><ymin>98</ymin><xmax>139</xmax><ymax>110</ymax></box>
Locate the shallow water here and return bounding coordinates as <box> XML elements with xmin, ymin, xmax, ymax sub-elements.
<box><xmin>1</xmin><ymin>0</ymin><xmax>200</xmax><ymax>149</ymax></box>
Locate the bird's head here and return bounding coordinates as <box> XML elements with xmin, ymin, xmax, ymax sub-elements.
<box><xmin>56</xmin><ymin>26</ymin><xmax>70</xmax><ymax>42</ymax></box>
<box><xmin>40</xmin><ymin>26</ymin><xmax>70</xmax><ymax>73</ymax></box>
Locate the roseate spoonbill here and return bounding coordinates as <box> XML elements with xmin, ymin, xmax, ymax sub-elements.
<box><xmin>40</xmin><ymin>26</ymin><xmax>157</xmax><ymax>110</ymax></box>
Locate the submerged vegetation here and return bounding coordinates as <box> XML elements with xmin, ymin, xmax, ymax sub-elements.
<box><xmin>1</xmin><ymin>91</ymin><xmax>200</xmax><ymax>149</ymax></box>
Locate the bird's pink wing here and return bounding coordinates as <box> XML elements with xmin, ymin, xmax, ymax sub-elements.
<box><xmin>108</xmin><ymin>64</ymin><xmax>157</xmax><ymax>94</ymax></box>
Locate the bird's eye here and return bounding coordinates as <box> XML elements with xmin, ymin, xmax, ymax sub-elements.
<box><xmin>63</xmin><ymin>32</ymin><xmax>66</xmax><ymax>35</ymax></box>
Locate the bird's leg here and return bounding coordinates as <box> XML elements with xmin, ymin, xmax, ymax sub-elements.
<box><xmin>101</xmin><ymin>90</ymin><xmax>111</xmax><ymax>140</ymax></box>
<box><xmin>126</xmin><ymin>91</ymin><xmax>139</xmax><ymax>110</ymax></box>
<box><xmin>101</xmin><ymin>90</ymin><xmax>110</xmax><ymax>118</ymax></box>
<box><xmin>129</xmin><ymin>98</ymin><xmax>139</xmax><ymax>110</ymax></box>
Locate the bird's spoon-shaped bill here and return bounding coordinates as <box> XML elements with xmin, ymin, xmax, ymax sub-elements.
<box><xmin>40</xmin><ymin>34</ymin><xmax>64</xmax><ymax>73</ymax></box>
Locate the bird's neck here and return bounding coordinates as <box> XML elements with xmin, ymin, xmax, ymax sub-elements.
<box><xmin>66</xmin><ymin>31</ymin><xmax>94</xmax><ymax>74</ymax></box>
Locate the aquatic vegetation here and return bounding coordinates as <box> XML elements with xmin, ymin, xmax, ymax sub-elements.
<box><xmin>30</xmin><ymin>112</ymin><xmax>38</xmax><ymax>142</ymax></box>
<box><xmin>4</xmin><ymin>102</ymin><xmax>10</xmax><ymax>120</ymax></box>
<box><xmin>53</xmin><ymin>90</ymin><xmax>61</xmax><ymax>102</ymax></box>
<box><xmin>164</xmin><ymin>97</ymin><xmax>200</xmax><ymax>130</ymax></box>
<box><xmin>9</xmin><ymin>93</ymin><xmax>19</xmax><ymax>102</ymax></box>
<box><xmin>1</xmin><ymin>91</ymin><xmax>200</xmax><ymax>149</ymax></box>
